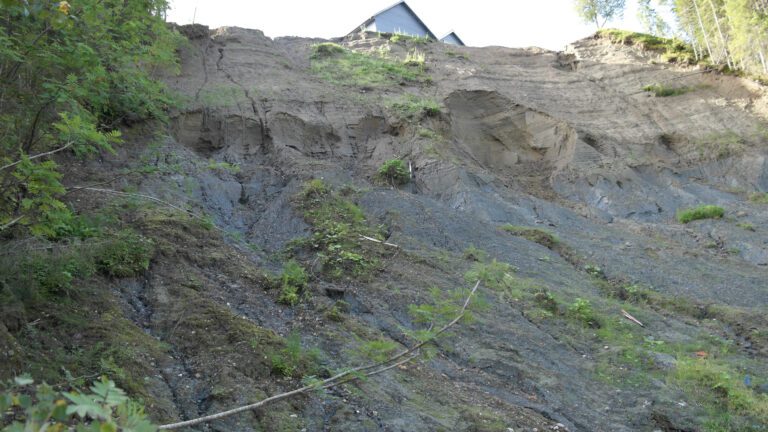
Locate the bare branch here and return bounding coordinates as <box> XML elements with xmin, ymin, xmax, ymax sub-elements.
<box><xmin>0</xmin><ymin>141</ymin><xmax>73</xmax><ymax>171</ymax></box>
<box><xmin>157</xmin><ymin>280</ymin><xmax>481</xmax><ymax>430</ymax></box>
<box><xmin>0</xmin><ymin>215</ymin><xmax>23</xmax><ymax>232</ymax></box>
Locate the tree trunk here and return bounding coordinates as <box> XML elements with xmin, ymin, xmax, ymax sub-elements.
<box><xmin>692</xmin><ymin>0</ymin><xmax>715</xmax><ymax>61</ymax></box>
<box><xmin>759</xmin><ymin>48</ymin><xmax>768</xmax><ymax>74</ymax></box>
<box><xmin>706</xmin><ymin>0</ymin><xmax>733</xmax><ymax>68</ymax></box>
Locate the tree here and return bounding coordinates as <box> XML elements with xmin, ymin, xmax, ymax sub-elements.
<box><xmin>638</xmin><ymin>0</ymin><xmax>672</xmax><ymax>35</ymax></box>
<box><xmin>575</xmin><ymin>0</ymin><xmax>627</xmax><ymax>28</ymax></box>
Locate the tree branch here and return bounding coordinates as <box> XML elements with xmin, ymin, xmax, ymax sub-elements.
<box><xmin>157</xmin><ymin>280</ymin><xmax>481</xmax><ymax>430</ymax></box>
<box><xmin>0</xmin><ymin>141</ymin><xmax>73</xmax><ymax>171</ymax></box>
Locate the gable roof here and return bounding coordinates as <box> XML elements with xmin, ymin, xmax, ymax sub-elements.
<box><xmin>350</xmin><ymin>1</ymin><xmax>437</xmax><ymax>40</ymax></box>
<box><xmin>440</xmin><ymin>31</ymin><xmax>465</xmax><ymax>46</ymax></box>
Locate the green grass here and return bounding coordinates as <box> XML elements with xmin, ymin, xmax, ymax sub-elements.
<box><xmin>736</xmin><ymin>222</ymin><xmax>756</xmax><ymax>231</ymax></box>
<box><xmin>389</xmin><ymin>33</ymin><xmax>431</xmax><ymax>45</ymax></box>
<box><xmin>677</xmin><ymin>205</ymin><xmax>725</xmax><ymax>223</ymax></box>
<box><xmin>597</xmin><ymin>29</ymin><xmax>696</xmax><ymax>64</ymax></box>
<box><xmin>277</xmin><ymin>260</ymin><xmax>307</xmax><ymax>306</ymax></box>
<box><xmin>749</xmin><ymin>192</ymin><xmax>768</xmax><ymax>204</ymax></box>
<box><xmin>500</xmin><ymin>225</ymin><xmax>559</xmax><ymax>249</ymax></box>
<box><xmin>642</xmin><ymin>83</ymin><xmax>695</xmax><ymax>97</ymax></box>
<box><xmin>310</xmin><ymin>44</ymin><xmax>430</xmax><ymax>87</ymax></box>
<box><xmin>388</xmin><ymin>95</ymin><xmax>441</xmax><ymax>120</ymax></box>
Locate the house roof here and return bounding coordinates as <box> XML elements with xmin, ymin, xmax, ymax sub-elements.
<box><xmin>440</xmin><ymin>31</ymin><xmax>465</xmax><ymax>46</ymax></box>
<box><xmin>349</xmin><ymin>1</ymin><xmax>437</xmax><ymax>40</ymax></box>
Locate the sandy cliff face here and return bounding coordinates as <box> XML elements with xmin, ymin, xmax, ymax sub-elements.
<box><xmin>27</xmin><ymin>26</ymin><xmax>766</xmax><ymax>431</ymax></box>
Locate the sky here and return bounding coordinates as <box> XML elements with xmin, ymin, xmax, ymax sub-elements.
<box><xmin>166</xmin><ymin>0</ymin><xmax>669</xmax><ymax>51</ymax></box>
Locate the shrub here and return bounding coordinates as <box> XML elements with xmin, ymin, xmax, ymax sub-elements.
<box><xmin>677</xmin><ymin>205</ymin><xmax>725</xmax><ymax>224</ymax></box>
<box><xmin>462</xmin><ymin>245</ymin><xmax>488</xmax><ymax>262</ymax></box>
<box><xmin>464</xmin><ymin>260</ymin><xmax>516</xmax><ymax>292</ymax></box>
<box><xmin>567</xmin><ymin>298</ymin><xmax>600</xmax><ymax>327</ymax></box>
<box><xmin>278</xmin><ymin>260</ymin><xmax>307</xmax><ymax>305</ymax></box>
<box><xmin>377</xmin><ymin>159</ymin><xmax>410</xmax><ymax>186</ymax></box>
<box><xmin>0</xmin><ymin>376</ymin><xmax>156</xmax><ymax>431</ymax></box>
<box><xmin>269</xmin><ymin>331</ymin><xmax>320</xmax><ymax>377</ymax></box>
<box><xmin>96</xmin><ymin>230</ymin><xmax>154</xmax><ymax>277</ymax></box>
<box><xmin>642</xmin><ymin>83</ymin><xmax>694</xmax><ymax>97</ymax></box>
<box><xmin>310</xmin><ymin>42</ymin><xmax>347</xmax><ymax>59</ymax></box>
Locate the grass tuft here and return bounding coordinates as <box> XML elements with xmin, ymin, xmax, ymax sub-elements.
<box><xmin>642</xmin><ymin>83</ymin><xmax>695</xmax><ymax>97</ymax></box>
<box><xmin>676</xmin><ymin>205</ymin><xmax>725</xmax><ymax>224</ymax></box>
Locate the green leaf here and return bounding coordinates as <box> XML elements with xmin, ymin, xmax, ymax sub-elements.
<box><xmin>13</xmin><ymin>374</ymin><xmax>34</xmax><ymax>386</ymax></box>
<box><xmin>64</xmin><ymin>392</ymin><xmax>110</xmax><ymax>420</ymax></box>
<box><xmin>90</xmin><ymin>377</ymin><xmax>128</xmax><ymax>406</ymax></box>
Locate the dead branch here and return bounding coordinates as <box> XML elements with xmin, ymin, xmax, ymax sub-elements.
<box><xmin>0</xmin><ymin>215</ymin><xmax>23</xmax><ymax>232</ymax></box>
<box><xmin>157</xmin><ymin>280</ymin><xmax>481</xmax><ymax>430</ymax></box>
<box><xmin>621</xmin><ymin>309</ymin><xmax>645</xmax><ymax>327</ymax></box>
<box><xmin>0</xmin><ymin>141</ymin><xmax>73</xmax><ymax>171</ymax></box>
<box><xmin>358</xmin><ymin>235</ymin><xmax>399</xmax><ymax>248</ymax></box>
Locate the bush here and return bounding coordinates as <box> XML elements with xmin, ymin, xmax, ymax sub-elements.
<box><xmin>567</xmin><ymin>298</ymin><xmax>600</xmax><ymax>327</ymax></box>
<box><xmin>96</xmin><ymin>230</ymin><xmax>154</xmax><ymax>277</ymax></box>
<box><xmin>311</xmin><ymin>42</ymin><xmax>347</xmax><ymax>59</ymax></box>
<box><xmin>269</xmin><ymin>331</ymin><xmax>320</xmax><ymax>377</ymax></box>
<box><xmin>278</xmin><ymin>260</ymin><xmax>307</xmax><ymax>305</ymax></box>
<box><xmin>677</xmin><ymin>205</ymin><xmax>725</xmax><ymax>224</ymax></box>
<box><xmin>377</xmin><ymin>159</ymin><xmax>410</xmax><ymax>186</ymax></box>
<box><xmin>0</xmin><ymin>376</ymin><xmax>157</xmax><ymax>431</ymax></box>
<box><xmin>642</xmin><ymin>83</ymin><xmax>694</xmax><ymax>97</ymax></box>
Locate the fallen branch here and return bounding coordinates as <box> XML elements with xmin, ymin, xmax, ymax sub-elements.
<box><xmin>157</xmin><ymin>280</ymin><xmax>481</xmax><ymax>430</ymax></box>
<box><xmin>0</xmin><ymin>215</ymin><xmax>23</xmax><ymax>232</ymax></box>
<box><xmin>621</xmin><ymin>309</ymin><xmax>645</xmax><ymax>327</ymax></box>
<box><xmin>0</xmin><ymin>141</ymin><xmax>73</xmax><ymax>171</ymax></box>
<box><xmin>72</xmin><ymin>187</ymin><xmax>227</xmax><ymax>234</ymax></box>
<box><xmin>358</xmin><ymin>235</ymin><xmax>399</xmax><ymax>248</ymax></box>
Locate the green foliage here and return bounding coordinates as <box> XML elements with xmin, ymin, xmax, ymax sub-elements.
<box><xmin>325</xmin><ymin>300</ymin><xmax>349</xmax><ymax>322</ymax></box>
<box><xmin>269</xmin><ymin>331</ymin><xmax>320</xmax><ymax>378</ymax></box>
<box><xmin>377</xmin><ymin>159</ymin><xmax>410</xmax><ymax>186</ymax></box>
<box><xmin>597</xmin><ymin>28</ymin><xmax>696</xmax><ymax>64</ymax></box>
<box><xmin>584</xmin><ymin>264</ymin><xmax>605</xmax><ymax>278</ymax></box>
<box><xmin>677</xmin><ymin>205</ymin><xmax>725</xmax><ymax>224</ymax></box>
<box><xmin>403</xmin><ymin>49</ymin><xmax>425</xmax><ymax>67</ymax></box>
<box><xmin>642</xmin><ymin>83</ymin><xmax>695</xmax><ymax>96</ymax></box>
<box><xmin>464</xmin><ymin>260</ymin><xmax>516</xmax><ymax>292</ymax></box>
<box><xmin>567</xmin><ymin>298</ymin><xmax>600</xmax><ymax>327</ymax></box>
<box><xmin>310</xmin><ymin>42</ymin><xmax>347</xmax><ymax>59</ymax></box>
<box><xmin>575</xmin><ymin>0</ymin><xmax>627</xmax><ymax>28</ymax></box>
<box><xmin>206</xmin><ymin>160</ymin><xmax>240</xmax><ymax>174</ymax></box>
<box><xmin>673</xmin><ymin>357</ymin><xmax>768</xmax><ymax>429</ymax></box>
<box><xmin>407</xmin><ymin>285</ymin><xmax>485</xmax><ymax>351</ymax></box>
<box><xmin>96</xmin><ymin>230</ymin><xmax>154</xmax><ymax>278</ymax></box>
<box><xmin>293</xmin><ymin>179</ymin><xmax>378</xmax><ymax>280</ymax></box>
<box><xmin>749</xmin><ymin>192</ymin><xmax>768</xmax><ymax>204</ymax></box>
<box><xmin>310</xmin><ymin>48</ymin><xmax>430</xmax><ymax>87</ymax></box>
<box><xmin>278</xmin><ymin>260</ymin><xmax>307</xmax><ymax>306</ymax></box>
<box><xmin>388</xmin><ymin>95</ymin><xmax>441</xmax><ymax>121</ymax></box>
<box><xmin>694</xmin><ymin>131</ymin><xmax>745</xmax><ymax>160</ymax></box>
<box><xmin>462</xmin><ymin>245</ymin><xmax>488</xmax><ymax>262</ymax></box>
<box><xmin>501</xmin><ymin>225</ymin><xmax>560</xmax><ymax>249</ymax></box>
<box><xmin>0</xmin><ymin>0</ymin><xmax>182</xmax><ymax>237</ymax></box>
<box><xmin>736</xmin><ymin>222</ymin><xmax>755</xmax><ymax>231</ymax></box>
<box><xmin>0</xmin><ymin>376</ymin><xmax>157</xmax><ymax>431</ymax></box>
<box><xmin>357</xmin><ymin>339</ymin><xmax>398</xmax><ymax>362</ymax></box>
<box><xmin>389</xmin><ymin>32</ymin><xmax>431</xmax><ymax>45</ymax></box>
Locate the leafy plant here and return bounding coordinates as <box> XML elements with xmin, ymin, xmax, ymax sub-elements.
<box><xmin>677</xmin><ymin>205</ymin><xmax>725</xmax><ymax>224</ymax></box>
<box><xmin>388</xmin><ymin>95</ymin><xmax>441</xmax><ymax>120</ymax></box>
<box><xmin>377</xmin><ymin>159</ymin><xmax>410</xmax><ymax>186</ymax></box>
<box><xmin>269</xmin><ymin>331</ymin><xmax>320</xmax><ymax>378</ymax></box>
<box><xmin>403</xmin><ymin>49</ymin><xmax>425</xmax><ymax>67</ymax></box>
<box><xmin>462</xmin><ymin>245</ymin><xmax>488</xmax><ymax>262</ymax></box>
<box><xmin>0</xmin><ymin>375</ymin><xmax>157</xmax><ymax>431</ymax></box>
<box><xmin>96</xmin><ymin>230</ymin><xmax>154</xmax><ymax>278</ymax></box>
<box><xmin>567</xmin><ymin>298</ymin><xmax>600</xmax><ymax>327</ymax></box>
<box><xmin>278</xmin><ymin>260</ymin><xmax>307</xmax><ymax>306</ymax></box>
<box><xmin>0</xmin><ymin>0</ymin><xmax>182</xmax><ymax>237</ymax></box>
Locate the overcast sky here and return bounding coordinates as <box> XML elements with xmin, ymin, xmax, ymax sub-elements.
<box><xmin>167</xmin><ymin>0</ymin><xmax>666</xmax><ymax>51</ymax></box>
